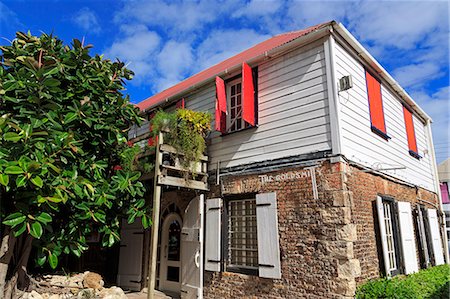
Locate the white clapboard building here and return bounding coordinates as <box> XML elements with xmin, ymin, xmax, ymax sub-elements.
<box><xmin>116</xmin><ymin>21</ymin><xmax>448</xmax><ymax>298</ymax></box>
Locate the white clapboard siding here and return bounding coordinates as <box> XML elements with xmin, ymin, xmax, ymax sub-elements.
<box><xmin>427</xmin><ymin>209</ymin><xmax>445</xmax><ymax>265</ymax></box>
<box><xmin>205</xmin><ymin>198</ymin><xmax>222</xmax><ymax>272</ymax></box>
<box><xmin>376</xmin><ymin>196</ymin><xmax>391</xmax><ymax>276</ymax></box>
<box><xmin>185</xmin><ymin>42</ymin><xmax>331</xmax><ymax>170</ymax></box>
<box><xmin>397</xmin><ymin>202</ymin><xmax>419</xmax><ymax>274</ymax></box>
<box><xmin>334</xmin><ymin>42</ymin><xmax>435</xmax><ymax>191</ymax></box>
<box><xmin>256</xmin><ymin>192</ymin><xmax>281</xmax><ymax>279</ymax></box>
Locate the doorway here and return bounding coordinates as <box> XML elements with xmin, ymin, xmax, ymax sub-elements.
<box><xmin>160</xmin><ymin>213</ymin><xmax>182</xmax><ymax>294</ymax></box>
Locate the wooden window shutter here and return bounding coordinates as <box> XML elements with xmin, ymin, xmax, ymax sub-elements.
<box><xmin>205</xmin><ymin>198</ymin><xmax>222</xmax><ymax>272</ymax></box>
<box><xmin>397</xmin><ymin>202</ymin><xmax>419</xmax><ymax>274</ymax></box>
<box><xmin>366</xmin><ymin>71</ymin><xmax>388</xmax><ymax>138</ymax></box>
<box><xmin>148</xmin><ymin>111</ymin><xmax>157</xmax><ymax>146</ymax></box>
<box><xmin>402</xmin><ymin>106</ymin><xmax>420</xmax><ymax>158</ymax></box>
<box><xmin>376</xmin><ymin>196</ymin><xmax>391</xmax><ymax>276</ymax></box>
<box><xmin>215</xmin><ymin>77</ymin><xmax>227</xmax><ymax>133</ymax></box>
<box><xmin>242</xmin><ymin>62</ymin><xmax>255</xmax><ymax>126</ymax></box>
<box><xmin>256</xmin><ymin>192</ymin><xmax>281</xmax><ymax>279</ymax></box>
<box><xmin>176</xmin><ymin>98</ymin><xmax>185</xmax><ymax>109</ymax></box>
<box><xmin>427</xmin><ymin>209</ymin><xmax>445</xmax><ymax>265</ymax></box>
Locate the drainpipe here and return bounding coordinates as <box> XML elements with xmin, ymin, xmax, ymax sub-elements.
<box><xmin>426</xmin><ymin>119</ymin><xmax>450</xmax><ymax>263</ymax></box>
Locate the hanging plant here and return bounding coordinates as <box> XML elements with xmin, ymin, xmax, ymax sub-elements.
<box><xmin>151</xmin><ymin>109</ymin><xmax>211</xmax><ymax>171</ymax></box>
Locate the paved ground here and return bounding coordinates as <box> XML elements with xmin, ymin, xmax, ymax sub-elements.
<box><xmin>126</xmin><ymin>290</ymin><xmax>176</xmax><ymax>299</ymax></box>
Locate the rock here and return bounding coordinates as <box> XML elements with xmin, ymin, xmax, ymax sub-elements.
<box><xmin>77</xmin><ymin>288</ymin><xmax>95</xmax><ymax>299</ymax></box>
<box><xmin>99</xmin><ymin>286</ymin><xmax>127</xmax><ymax>299</ymax></box>
<box><xmin>49</xmin><ymin>295</ymin><xmax>60</xmax><ymax>299</ymax></box>
<box><xmin>83</xmin><ymin>271</ymin><xmax>104</xmax><ymax>290</ymax></box>
<box><xmin>27</xmin><ymin>291</ymin><xmax>44</xmax><ymax>299</ymax></box>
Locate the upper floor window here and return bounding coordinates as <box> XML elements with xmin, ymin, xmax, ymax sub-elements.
<box><xmin>215</xmin><ymin>63</ymin><xmax>257</xmax><ymax>134</ymax></box>
<box><xmin>227</xmin><ymin>78</ymin><xmax>251</xmax><ymax>133</ymax></box>
<box><xmin>365</xmin><ymin>70</ymin><xmax>390</xmax><ymax>140</ymax></box>
<box><xmin>402</xmin><ymin>105</ymin><xmax>421</xmax><ymax>159</ymax></box>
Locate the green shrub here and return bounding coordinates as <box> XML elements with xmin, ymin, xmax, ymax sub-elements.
<box><xmin>356</xmin><ymin>265</ymin><xmax>450</xmax><ymax>299</ymax></box>
<box><xmin>151</xmin><ymin>109</ymin><xmax>211</xmax><ymax>171</ymax></box>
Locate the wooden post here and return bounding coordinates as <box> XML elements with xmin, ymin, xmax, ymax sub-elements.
<box><xmin>147</xmin><ymin>132</ymin><xmax>163</xmax><ymax>299</ymax></box>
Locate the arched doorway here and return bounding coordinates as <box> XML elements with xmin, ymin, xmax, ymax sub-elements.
<box><xmin>160</xmin><ymin>213</ymin><xmax>182</xmax><ymax>294</ymax></box>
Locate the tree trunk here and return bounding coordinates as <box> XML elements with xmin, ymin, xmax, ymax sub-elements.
<box><xmin>0</xmin><ymin>228</ymin><xmax>17</xmax><ymax>297</ymax></box>
<box><xmin>16</xmin><ymin>235</ymin><xmax>32</xmax><ymax>290</ymax></box>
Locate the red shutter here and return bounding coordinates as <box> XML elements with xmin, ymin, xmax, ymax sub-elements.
<box><xmin>242</xmin><ymin>62</ymin><xmax>255</xmax><ymax>126</ymax></box>
<box><xmin>215</xmin><ymin>77</ymin><xmax>227</xmax><ymax>133</ymax></box>
<box><xmin>403</xmin><ymin>105</ymin><xmax>418</xmax><ymax>154</ymax></box>
<box><xmin>148</xmin><ymin>111</ymin><xmax>157</xmax><ymax>146</ymax></box>
<box><xmin>176</xmin><ymin>98</ymin><xmax>185</xmax><ymax>109</ymax></box>
<box><xmin>366</xmin><ymin>71</ymin><xmax>387</xmax><ymax>135</ymax></box>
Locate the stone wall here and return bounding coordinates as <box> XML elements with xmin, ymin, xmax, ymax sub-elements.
<box><xmin>345</xmin><ymin>163</ymin><xmax>439</xmax><ymax>285</ymax></box>
<box><xmin>202</xmin><ymin>159</ymin><xmax>441</xmax><ymax>298</ymax></box>
<box><xmin>204</xmin><ymin>160</ymin><xmax>360</xmax><ymax>298</ymax></box>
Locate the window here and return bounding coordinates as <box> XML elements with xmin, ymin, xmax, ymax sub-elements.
<box><xmin>227</xmin><ymin>79</ymin><xmax>251</xmax><ymax>133</ymax></box>
<box><xmin>227</xmin><ymin>198</ymin><xmax>258</xmax><ymax>271</ymax></box>
<box><xmin>402</xmin><ymin>105</ymin><xmax>421</xmax><ymax>159</ymax></box>
<box><xmin>376</xmin><ymin>196</ymin><xmax>402</xmax><ymax>276</ymax></box>
<box><xmin>205</xmin><ymin>193</ymin><xmax>281</xmax><ymax>279</ymax></box>
<box><xmin>383</xmin><ymin>202</ymin><xmax>398</xmax><ymax>273</ymax></box>
<box><xmin>215</xmin><ymin>63</ymin><xmax>257</xmax><ymax>134</ymax></box>
<box><xmin>365</xmin><ymin>70</ymin><xmax>390</xmax><ymax>140</ymax></box>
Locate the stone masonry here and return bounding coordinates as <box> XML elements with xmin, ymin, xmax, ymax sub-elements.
<box><xmin>202</xmin><ymin>159</ymin><xmax>440</xmax><ymax>298</ymax></box>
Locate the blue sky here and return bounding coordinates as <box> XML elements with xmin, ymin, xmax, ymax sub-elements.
<box><xmin>0</xmin><ymin>0</ymin><xmax>449</xmax><ymax>162</ymax></box>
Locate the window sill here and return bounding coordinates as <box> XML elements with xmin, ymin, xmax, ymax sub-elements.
<box><xmin>224</xmin><ymin>267</ymin><xmax>258</xmax><ymax>276</ymax></box>
<box><xmin>221</xmin><ymin>124</ymin><xmax>257</xmax><ymax>137</ymax></box>
<box><xmin>409</xmin><ymin>150</ymin><xmax>422</xmax><ymax>160</ymax></box>
<box><xmin>371</xmin><ymin>126</ymin><xmax>391</xmax><ymax>140</ymax></box>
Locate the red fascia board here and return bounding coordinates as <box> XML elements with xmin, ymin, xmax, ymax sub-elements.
<box><xmin>136</xmin><ymin>22</ymin><xmax>331</xmax><ymax>112</ymax></box>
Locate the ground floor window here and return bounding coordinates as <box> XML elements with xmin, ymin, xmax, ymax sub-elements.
<box><xmin>205</xmin><ymin>192</ymin><xmax>281</xmax><ymax>279</ymax></box>
<box><xmin>227</xmin><ymin>198</ymin><xmax>258</xmax><ymax>271</ymax></box>
<box><xmin>376</xmin><ymin>196</ymin><xmax>402</xmax><ymax>276</ymax></box>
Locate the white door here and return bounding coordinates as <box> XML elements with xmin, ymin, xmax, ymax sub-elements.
<box><xmin>117</xmin><ymin>219</ymin><xmax>144</xmax><ymax>291</ymax></box>
<box><xmin>160</xmin><ymin>213</ymin><xmax>183</xmax><ymax>293</ymax></box>
<box><xmin>181</xmin><ymin>195</ymin><xmax>204</xmax><ymax>299</ymax></box>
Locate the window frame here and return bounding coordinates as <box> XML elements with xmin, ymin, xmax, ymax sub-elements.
<box><xmin>221</xmin><ymin>194</ymin><xmax>259</xmax><ymax>276</ymax></box>
<box><xmin>365</xmin><ymin>70</ymin><xmax>391</xmax><ymax>141</ymax></box>
<box><xmin>222</xmin><ymin>67</ymin><xmax>258</xmax><ymax>135</ymax></box>
<box><xmin>379</xmin><ymin>196</ymin><xmax>402</xmax><ymax>276</ymax></box>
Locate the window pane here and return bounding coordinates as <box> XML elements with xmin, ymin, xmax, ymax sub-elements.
<box><xmin>228</xmin><ymin>199</ymin><xmax>258</xmax><ymax>269</ymax></box>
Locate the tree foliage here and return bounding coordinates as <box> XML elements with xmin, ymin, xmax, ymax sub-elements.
<box><xmin>0</xmin><ymin>32</ymin><xmax>151</xmax><ymax>270</ymax></box>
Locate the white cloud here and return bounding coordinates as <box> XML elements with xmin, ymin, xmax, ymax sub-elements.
<box><xmin>156</xmin><ymin>41</ymin><xmax>194</xmax><ymax>91</ymax></box>
<box><xmin>393</xmin><ymin>63</ymin><xmax>443</xmax><ymax>89</ymax></box>
<box><xmin>196</xmin><ymin>29</ymin><xmax>271</xmax><ymax>71</ymax></box>
<box><xmin>114</xmin><ymin>0</ymin><xmax>220</xmax><ymax>33</ymax></box>
<box><xmin>73</xmin><ymin>7</ymin><xmax>101</xmax><ymax>34</ymax></box>
<box><xmin>233</xmin><ymin>0</ymin><xmax>283</xmax><ymax>18</ymax></box>
<box><xmin>103</xmin><ymin>25</ymin><xmax>161</xmax><ymax>84</ymax></box>
<box><xmin>411</xmin><ymin>86</ymin><xmax>450</xmax><ymax>163</ymax></box>
<box><xmin>348</xmin><ymin>1</ymin><xmax>448</xmax><ymax>50</ymax></box>
<box><xmin>0</xmin><ymin>2</ymin><xmax>23</xmax><ymax>32</ymax></box>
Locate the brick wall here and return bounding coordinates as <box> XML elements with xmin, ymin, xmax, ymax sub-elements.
<box><xmin>345</xmin><ymin>163</ymin><xmax>439</xmax><ymax>284</ymax></box>
<box><xmin>202</xmin><ymin>159</ymin><xmax>440</xmax><ymax>298</ymax></box>
<box><xmin>204</xmin><ymin>161</ymin><xmax>359</xmax><ymax>298</ymax></box>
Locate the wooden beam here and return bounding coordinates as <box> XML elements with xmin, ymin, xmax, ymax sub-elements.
<box><xmin>147</xmin><ymin>132</ymin><xmax>163</xmax><ymax>299</ymax></box>
<box><xmin>158</xmin><ymin>175</ymin><xmax>208</xmax><ymax>191</ymax></box>
<box><xmin>160</xmin><ymin>144</ymin><xmax>208</xmax><ymax>161</ymax></box>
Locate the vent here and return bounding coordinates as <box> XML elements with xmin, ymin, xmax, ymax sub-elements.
<box><xmin>339</xmin><ymin>75</ymin><xmax>353</xmax><ymax>91</ymax></box>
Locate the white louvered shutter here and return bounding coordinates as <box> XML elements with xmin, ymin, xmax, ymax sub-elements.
<box><xmin>427</xmin><ymin>209</ymin><xmax>445</xmax><ymax>265</ymax></box>
<box><xmin>205</xmin><ymin>198</ymin><xmax>222</xmax><ymax>272</ymax></box>
<box><xmin>397</xmin><ymin>202</ymin><xmax>419</xmax><ymax>274</ymax></box>
<box><xmin>256</xmin><ymin>192</ymin><xmax>281</xmax><ymax>279</ymax></box>
<box><xmin>376</xmin><ymin>196</ymin><xmax>391</xmax><ymax>276</ymax></box>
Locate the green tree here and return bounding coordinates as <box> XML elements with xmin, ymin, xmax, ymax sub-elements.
<box><xmin>0</xmin><ymin>32</ymin><xmax>151</xmax><ymax>298</ymax></box>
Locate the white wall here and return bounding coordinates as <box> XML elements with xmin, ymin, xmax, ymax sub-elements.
<box><xmin>333</xmin><ymin>41</ymin><xmax>436</xmax><ymax>191</ymax></box>
<box><xmin>185</xmin><ymin>41</ymin><xmax>332</xmax><ymax>170</ymax></box>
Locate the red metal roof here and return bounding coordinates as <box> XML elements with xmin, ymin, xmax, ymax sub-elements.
<box><xmin>136</xmin><ymin>22</ymin><xmax>331</xmax><ymax>111</ymax></box>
